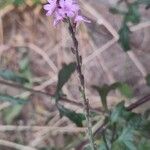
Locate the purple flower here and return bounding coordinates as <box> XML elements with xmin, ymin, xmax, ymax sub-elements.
<box><xmin>43</xmin><ymin>0</ymin><xmax>90</xmax><ymax>26</ymax></box>
<box><xmin>59</xmin><ymin>0</ymin><xmax>79</xmax><ymax>17</ymax></box>
<box><xmin>74</xmin><ymin>15</ymin><xmax>91</xmax><ymax>25</ymax></box>
<box><xmin>43</xmin><ymin>0</ymin><xmax>57</xmax><ymax>16</ymax></box>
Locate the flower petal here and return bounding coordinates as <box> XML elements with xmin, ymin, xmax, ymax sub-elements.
<box><xmin>44</xmin><ymin>4</ymin><xmax>52</xmax><ymax>10</ymax></box>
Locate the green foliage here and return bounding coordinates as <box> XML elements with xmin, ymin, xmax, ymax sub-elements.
<box><xmin>119</xmin><ymin>23</ymin><xmax>131</xmax><ymax>51</ymax></box>
<box><xmin>1</xmin><ymin>52</ymin><xmax>32</xmax><ymax>124</ymax></box>
<box><xmin>0</xmin><ymin>69</ymin><xmax>29</xmax><ymax>84</ymax></box>
<box><xmin>13</xmin><ymin>0</ymin><xmax>25</xmax><ymax>6</ymax></box>
<box><xmin>98</xmin><ymin>101</ymin><xmax>150</xmax><ymax>150</ymax></box>
<box><xmin>138</xmin><ymin>139</ymin><xmax>150</xmax><ymax>150</ymax></box>
<box><xmin>55</xmin><ymin>62</ymin><xmax>76</xmax><ymax>101</ymax></box>
<box><xmin>112</xmin><ymin>128</ymin><xmax>136</xmax><ymax>150</ymax></box>
<box><xmin>117</xmin><ymin>83</ymin><xmax>133</xmax><ymax>98</ymax></box>
<box><xmin>110</xmin><ymin>0</ymin><xmax>148</xmax><ymax>51</ymax></box>
<box><xmin>0</xmin><ymin>94</ymin><xmax>27</xmax><ymax>105</ymax></box>
<box><xmin>3</xmin><ymin>104</ymin><xmax>24</xmax><ymax>124</ymax></box>
<box><xmin>125</xmin><ymin>3</ymin><xmax>140</xmax><ymax>24</ymax></box>
<box><xmin>58</xmin><ymin>105</ymin><xmax>85</xmax><ymax>127</ymax></box>
<box><xmin>92</xmin><ymin>82</ymin><xmax>133</xmax><ymax>111</ymax></box>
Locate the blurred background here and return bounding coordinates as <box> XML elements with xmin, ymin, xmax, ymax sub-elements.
<box><xmin>0</xmin><ymin>0</ymin><xmax>150</xmax><ymax>149</ymax></box>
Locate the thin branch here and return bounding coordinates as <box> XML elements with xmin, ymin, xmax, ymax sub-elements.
<box><xmin>0</xmin><ymin>125</ymin><xmax>86</xmax><ymax>133</ymax></box>
<box><xmin>0</xmin><ymin>79</ymin><xmax>100</xmax><ymax>113</ymax></box>
<box><xmin>126</xmin><ymin>94</ymin><xmax>150</xmax><ymax>111</ymax></box>
<box><xmin>0</xmin><ymin>139</ymin><xmax>36</xmax><ymax>150</ymax></box>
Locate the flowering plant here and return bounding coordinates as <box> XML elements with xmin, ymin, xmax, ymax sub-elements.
<box><xmin>44</xmin><ymin>0</ymin><xmax>90</xmax><ymax>26</ymax></box>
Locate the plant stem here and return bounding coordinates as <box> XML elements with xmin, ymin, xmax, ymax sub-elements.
<box><xmin>102</xmin><ymin>131</ymin><xmax>109</xmax><ymax>150</ymax></box>
<box><xmin>67</xmin><ymin>20</ymin><xmax>96</xmax><ymax>150</ymax></box>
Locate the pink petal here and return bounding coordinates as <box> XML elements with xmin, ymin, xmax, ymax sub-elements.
<box><xmin>44</xmin><ymin>4</ymin><xmax>51</xmax><ymax>10</ymax></box>
<box><xmin>74</xmin><ymin>15</ymin><xmax>91</xmax><ymax>24</ymax></box>
<box><xmin>59</xmin><ymin>0</ymin><xmax>65</xmax><ymax>8</ymax></box>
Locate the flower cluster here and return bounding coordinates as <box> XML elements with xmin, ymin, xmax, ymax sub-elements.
<box><xmin>44</xmin><ymin>0</ymin><xmax>90</xmax><ymax>26</ymax></box>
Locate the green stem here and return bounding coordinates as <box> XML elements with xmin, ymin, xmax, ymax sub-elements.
<box><xmin>102</xmin><ymin>131</ymin><xmax>109</xmax><ymax>150</ymax></box>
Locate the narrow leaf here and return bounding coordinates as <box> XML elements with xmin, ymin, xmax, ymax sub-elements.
<box><xmin>55</xmin><ymin>62</ymin><xmax>76</xmax><ymax>100</ymax></box>
<box><xmin>119</xmin><ymin>24</ymin><xmax>131</xmax><ymax>51</ymax></box>
<box><xmin>0</xmin><ymin>69</ymin><xmax>29</xmax><ymax>84</ymax></box>
<box><xmin>0</xmin><ymin>94</ymin><xmax>27</xmax><ymax>105</ymax></box>
<box><xmin>58</xmin><ymin>105</ymin><xmax>85</xmax><ymax>127</ymax></box>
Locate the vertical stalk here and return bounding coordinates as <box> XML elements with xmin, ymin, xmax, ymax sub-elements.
<box><xmin>102</xmin><ymin>131</ymin><xmax>109</xmax><ymax>150</ymax></box>
<box><xmin>67</xmin><ymin>20</ymin><xmax>96</xmax><ymax>150</ymax></box>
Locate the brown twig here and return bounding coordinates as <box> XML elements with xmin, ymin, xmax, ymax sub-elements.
<box><xmin>126</xmin><ymin>95</ymin><xmax>150</xmax><ymax>111</ymax></box>
<box><xmin>0</xmin><ymin>79</ymin><xmax>100</xmax><ymax>113</ymax></box>
<box><xmin>67</xmin><ymin>19</ymin><xmax>96</xmax><ymax>150</ymax></box>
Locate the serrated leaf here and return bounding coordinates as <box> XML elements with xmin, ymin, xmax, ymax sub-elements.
<box><xmin>58</xmin><ymin>105</ymin><xmax>85</xmax><ymax>127</ymax></box>
<box><xmin>119</xmin><ymin>23</ymin><xmax>131</xmax><ymax>51</ymax></box>
<box><xmin>0</xmin><ymin>69</ymin><xmax>29</xmax><ymax>84</ymax></box>
<box><xmin>110</xmin><ymin>102</ymin><xmax>125</xmax><ymax>124</ymax></box>
<box><xmin>0</xmin><ymin>94</ymin><xmax>27</xmax><ymax>105</ymax></box>
<box><xmin>55</xmin><ymin>62</ymin><xmax>76</xmax><ymax>101</ymax></box>
<box><xmin>113</xmin><ymin>128</ymin><xmax>136</xmax><ymax>150</ymax></box>
<box><xmin>110</xmin><ymin>101</ymin><xmax>133</xmax><ymax>124</ymax></box>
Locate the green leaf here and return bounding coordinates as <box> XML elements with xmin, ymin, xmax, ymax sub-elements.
<box><xmin>119</xmin><ymin>23</ymin><xmax>131</xmax><ymax>51</ymax></box>
<box><xmin>0</xmin><ymin>94</ymin><xmax>27</xmax><ymax>105</ymax></box>
<box><xmin>110</xmin><ymin>101</ymin><xmax>133</xmax><ymax>124</ymax></box>
<box><xmin>125</xmin><ymin>3</ymin><xmax>140</xmax><ymax>24</ymax></box>
<box><xmin>13</xmin><ymin>0</ymin><xmax>25</xmax><ymax>6</ymax></box>
<box><xmin>113</xmin><ymin>128</ymin><xmax>136</xmax><ymax>150</ymax></box>
<box><xmin>55</xmin><ymin>62</ymin><xmax>76</xmax><ymax>100</ymax></box>
<box><xmin>138</xmin><ymin>139</ymin><xmax>150</xmax><ymax>150</ymax></box>
<box><xmin>92</xmin><ymin>82</ymin><xmax>132</xmax><ymax>111</ymax></box>
<box><xmin>112</xmin><ymin>142</ymin><xmax>127</xmax><ymax>150</ymax></box>
<box><xmin>92</xmin><ymin>85</ymin><xmax>109</xmax><ymax>111</ymax></box>
<box><xmin>3</xmin><ymin>105</ymin><xmax>23</xmax><ymax>124</ymax></box>
<box><xmin>58</xmin><ymin>105</ymin><xmax>85</xmax><ymax>127</ymax></box>
<box><xmin>146</xmin><ymin>74</ymin><xmax>150</xmax><ymax>86</ymax></box>
<box><xmin>19</xmin><ymin>53</ymin><xmax>32</xmax><ymax>84</ymax></box>
<box><xmin>110</xmin><ymin>102</ymin><xmax>125</xmax><ymax>124</ymax></box>
<box><xmin>117</xmin><ymin>83</ymin><xmax>133</xmax><ymax>98</ymax></box>
<box><xmin>0</xmin><ymin>69</ymin><xmax>29</xmax><ymax>84</ymax></box>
